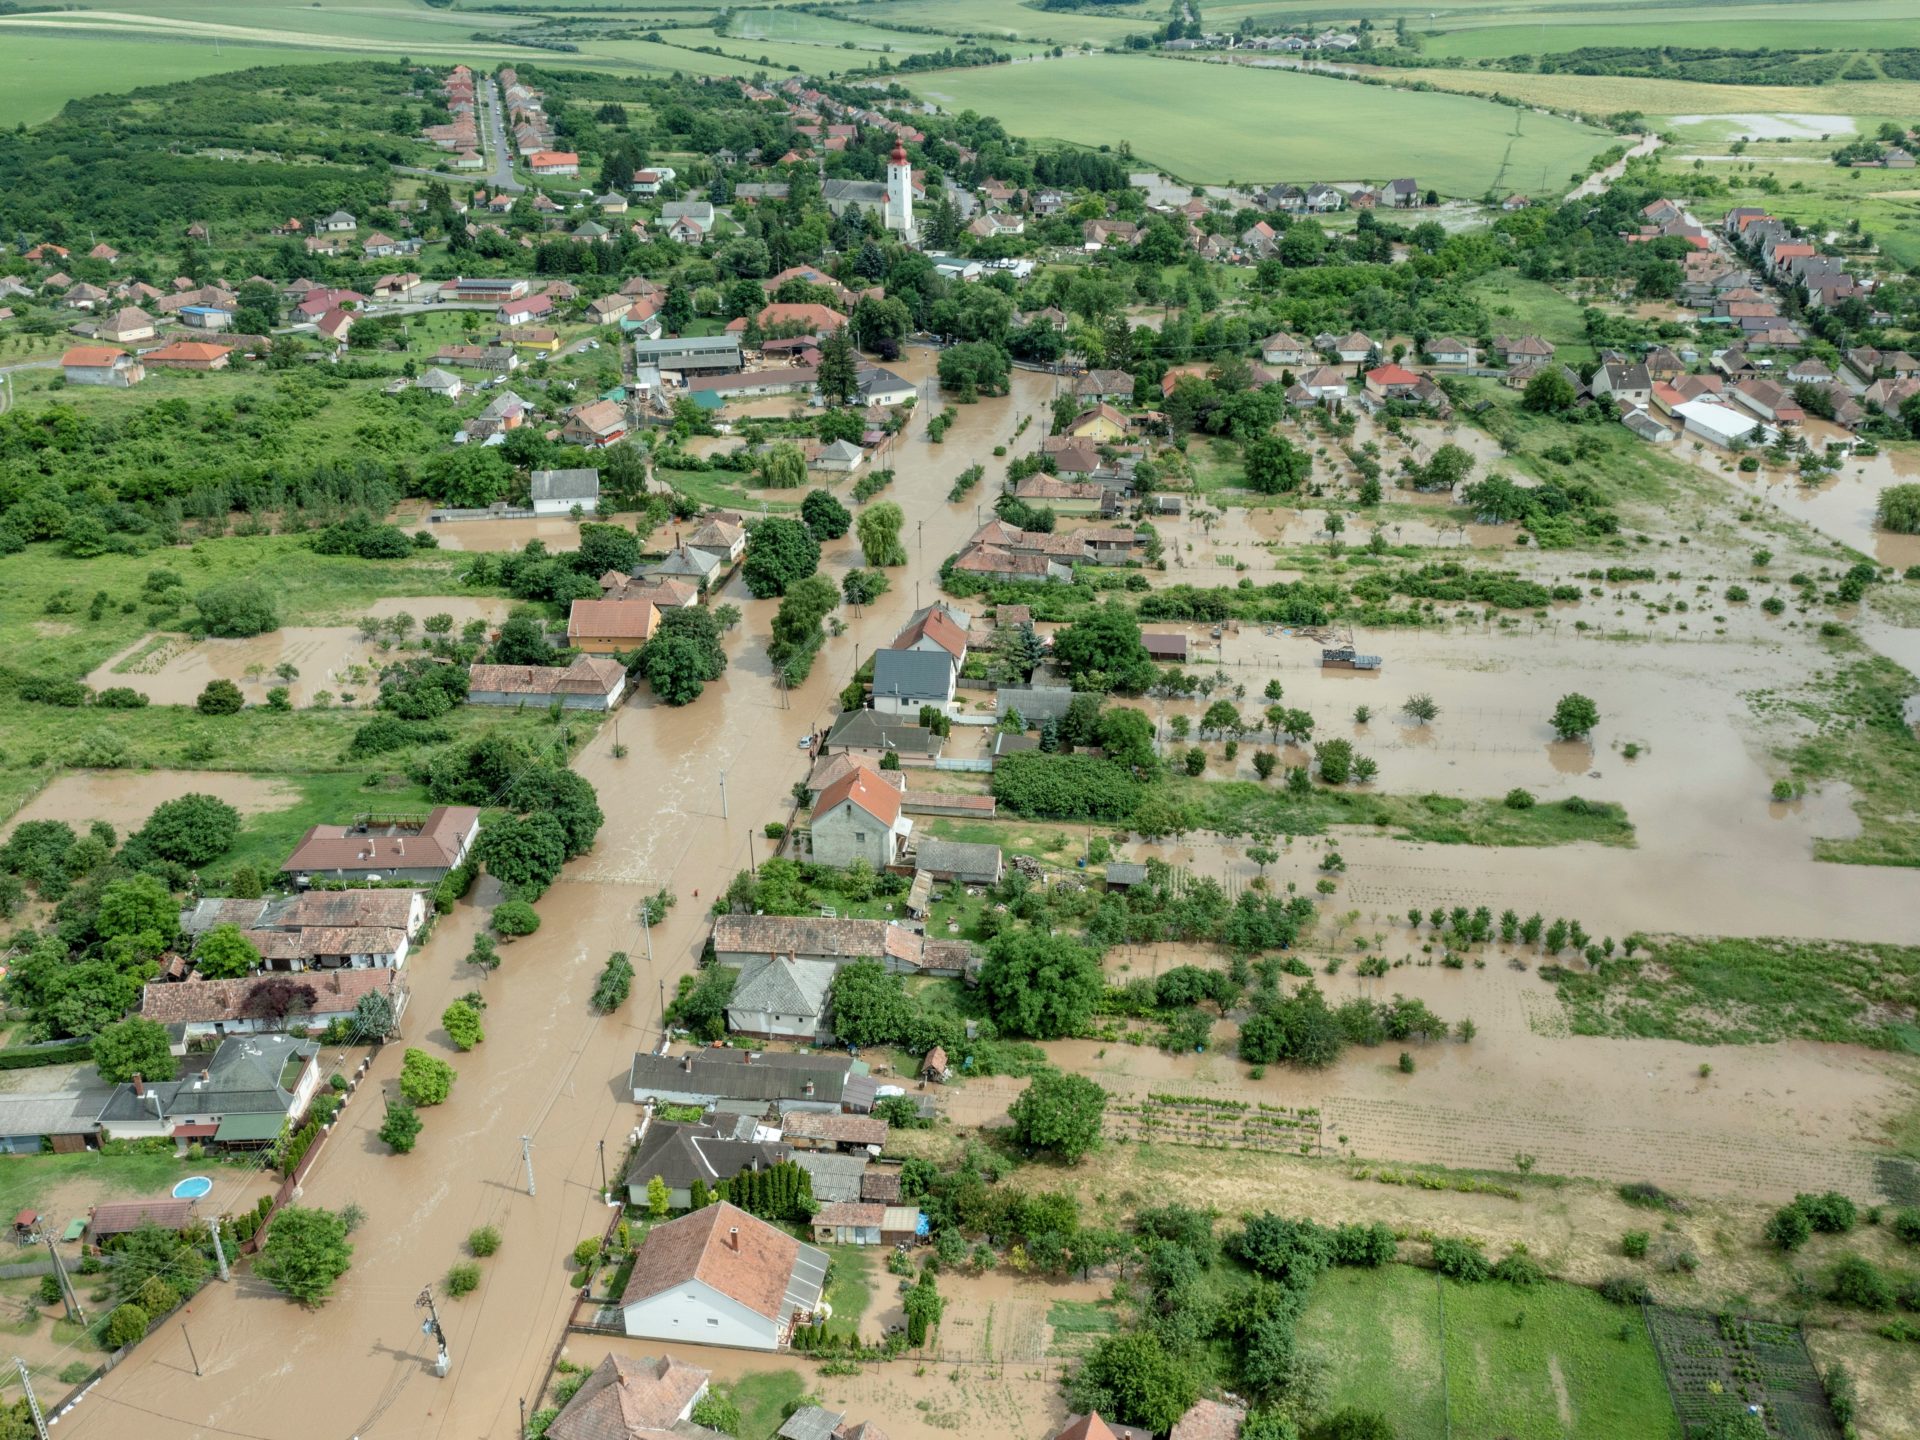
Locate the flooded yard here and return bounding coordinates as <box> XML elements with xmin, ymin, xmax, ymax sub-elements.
<box><xmin>82</xmin><ymin>598</ymin><xmax>517</xmax><ymax>709</ymax></box>
<box><xmin>2</xmin><ymin>769</ymin><xmax>296</xmax><ymax>837</ymax></box>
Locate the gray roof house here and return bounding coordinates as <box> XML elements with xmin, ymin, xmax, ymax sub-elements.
<box><xmin>622</xmin><ymin>1118</ymin><xmax>789</xmax><ymax>1208</ymax></box>
<box><xmin>824</xmin><ymin>709</ymin><xmax>944</xmax><ymax>761</ymax></box>
<box><xmin>726</xmin><ymin>955</ymin><xmax>838</xmax><ymax>1042</ymax></box>
<box><xmin>790</xmin><ymin>1151</ymin><xmax>868</xmax><ymax>1204</ymax></box>
<box><xmin>871</xmin><ymin>647</ymin><xmax>956</xmax><ymax>716</ymax></box>
<box><xmin>95</xmin><ymin>1034</ymin><xmax>320</xmax><ymax>1145</ymax></box>
<box><xmin>628</xmin><ymin>1049</ymin><xmax>875</xmax><ymax>1114</ymax></box>
<box><xmin>912</xmin><ymin>837</ymin><xmax>1004</xmax><ymax>885</ymax></box>
<box><xmin>530</xmin><ymin>467</ymin><xmax>600</xmax><ymax>516</ymax></box>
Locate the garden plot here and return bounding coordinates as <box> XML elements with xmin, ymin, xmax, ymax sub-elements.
<box><xmin>1646</xmin><ymin>1308</ymin><xmax>1843</xmax><ymax>1440</ymax></box>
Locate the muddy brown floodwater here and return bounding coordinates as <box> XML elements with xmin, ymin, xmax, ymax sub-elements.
<box><xmin>61</xmin><ymin>353</ymin><xmax>1056</xmax><ymax>1440</ymax></box>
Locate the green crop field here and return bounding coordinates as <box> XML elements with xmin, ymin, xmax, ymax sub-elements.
<box><xmin>1300</xmin><ymin>1265</ymin><xmax>1679</xmax><ymax>1440</ymax></box>
<box><xmin>726</xmin><ymin>7</ymin><xmax>1034</xmax><ymax>55</ymax></box>
<box><xmin>911</xmin><ymin>54</ymin><xmax>1614</xmax><ymax>193</ymax></box>
<box><xmin>844</xmin><ymin>0</ymin><xmax>1160</xmax><ymax>50</ymax></box>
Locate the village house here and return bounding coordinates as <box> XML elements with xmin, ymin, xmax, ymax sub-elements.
<box><xmin>94</xmin><ymin>1033</ymin><xmax>319</xmax><ymax>1148</ymax></box>
<box><xmin>1259</xmin><ymin>332</ymin><xmax>1309</xmax><ymax>367</ymax></box>
<box><xmin>140</xmin><ymin>969</ymin><xmax>407</xmax><ymax>1048</ymax></box>
<box><xmin>567</xmin><ymin>597</ymin><xmax>658</xmax><ymax>653</ymax></box>
<box><xmin>617</xmin><ymin>1202</ymin><xmax>828</xmax><ymax>1350</ymax></box>
<box><xmin>1363</xmin><ymin>363</ymin><xmax>1423</xmax><ymax>401</ymax></box>
<box><xmin>809</xmin><ymin>762</ymin><xmax>913</xmax><ymax>870</ymax></box>
<box><xmin>822</xmin><ymin>708</ymin><xmax>945</xmax><ymax>765</ymax></box>
<box><xmin>497</xmin><ymin>293</ymin><xmax>554</xmax><ymax>326</ymax></box>
<box><xmin>546</xmin><ymin>1354</ymin><xmax>712</xmax><ymax>1440</ymax></box>
<box><xmin>562</xmin><ymin>399</ymin><xmax>628</xmax><ymax>448</ymax></box>
<box><xmin>94</xmin><ymin>306</ymin><xmax>155</xmax><ymax>345</ymax></box>
<box><xmin>1591</xmin><ymin>362</ymin><xmax>1652</xmax><ymax>407</ymax></box>
<box><xmin>726</xmin><ymin>955</ymin><xmax>839</xmax><ymax>1043</ymax></box>
<box><xmin>627</xmin><ymin>1049</ymin><xmax>875</xmax><ymax>1114</ymax></box>
<box><xmin>529</xmin><ymin>150</ymin><xmax>579</xmax><ymax>176</ymax></box>
<box><xmin>529</xmin><ymin>466</ymin><xmax>600</xmax><ymax>516</ymax></box>
<box><xmin>1495</xmin><ymin>335</ymin><xmax>1555</xmax><ymax>365</ymax></box>
<box><xmin>467</xmin><ymin>656</ymin><xmax>627</xmax><ymax>711</ymax></box>
<box><xmin>870</xmin><ymin>647</ymin><xmax>957</xmax><ymax>717</ymax></box>
<box><xmin>143</xmin><ymin>340</ymin><xmax>233</xmax><ymax>372</ymax></box>
<box><xmin>61</xmin><ymin>345</ymin><xmax>143</xmax><ymax>388</ymax></box>
<box><xmin>1331</xmin><ymin>331</ymin><xmax>1376</xmax><ymax>364</ymax></box>
<box><xmin>624</xmin><ymin>1121</ymin><xmax>788</xmax><ymax>1209</ymax></box>
<box><xmin>1424</xmin><ymin>336</ymin><xmax>1474</xmax><ymax>366</ymax></box>
<box><xmin>281</xmin><ymin>806</ymin><xmax>479</xmax><ymax>885</ymax></box>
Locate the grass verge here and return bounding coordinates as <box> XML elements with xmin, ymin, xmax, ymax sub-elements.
<box><xmin>1175</xmin><ymin>778</ymin><xmax>1635</xmax><ymax>848</ymax></box>
<box><xmin>1779</xmin><ymin>651</ymin><xmax>1920</xmax><ymax>868</ymax></box>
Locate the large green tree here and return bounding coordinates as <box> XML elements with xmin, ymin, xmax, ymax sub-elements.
<box><xmin>978</xmin><ymin>932</ymin><xmax>1104</xmax><ymax>1039</ymax></box>
<box><xmin>816</xmin><ymin>325</ymin><xmax>858</xmax><ymax>406</ymax></box>
<box><xmin>193</xmin><ymin>923</ymin><xmax>261</xmax><ymax>979</ymax></box>
<box><xmin>828</xmin><ymin>960</ymin><xmax>911</xmax><ymax>1047</ymax></box>
<box><xmin>801</xmin><ymin>488</ymin><xmax>851</xmax><ymax>540</ymax></box>
<box><xmin>135</xmin><ymin>793</ymin><xmax>240</xmax><ymax>866</ymax></box>
<box><xmin>1052</xmin><ymin>602</ymin><xmax>1157</xmax><ymax>693</ymax></box>
<box><xmin>1243</xmin><ymin>433</ymin><xmax>1311</xmax><ymax>495</ymax></box>
<box><xmin>741</xmin><ymin>517</ymin><xmax>821</xmax><ymax>598</ymax></box>
<box><xmin>474</xmin><ymin>813</ymin><xmax>569</xmax><ymax>897</ymax></box>
<box><xmin>1072</xmin><ymin>1327</ymin><xmax>1195</xmax><ymax>1433</ymax></box>
<box><xmin>92</xmin><ymin>1016</ymin><xmax>178</xmax><ymax>1085</ymax></box>
<box><xmin>1008</xmin><ymin>1070</ymin><xmax>1107</xmax><ymax>1162</ymax></box>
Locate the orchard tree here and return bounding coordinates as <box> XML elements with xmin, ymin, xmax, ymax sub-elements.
<box><xmin>92</xmin><ymin>1017</ymin><xmax>178</xmax><ymax>1085</ymax></box>
<box><xmin>1008</xmin><ymin>1070</ymin><xmax>1108</xmax><ymax>1162</ymax></box>
<box><xmin>1402</xmin><ymin>693</ymin><xmax>1439</xmax><ymax>725</ymax></box>
<box><xmin>196</xmin><ymin>679</ymin><xmax>244</xmax><ymax>715</ymax></box>
<box><xmin>1550</xmin><ymin>692</ymin><xmax>1600</xmax><ymax>740</ymax></box>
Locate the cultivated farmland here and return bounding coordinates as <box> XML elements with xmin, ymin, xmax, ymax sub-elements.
<box><xmin>912</xmin><ymin>54</ymin><xmax>1615</xmax><ymax>192</ymax></box>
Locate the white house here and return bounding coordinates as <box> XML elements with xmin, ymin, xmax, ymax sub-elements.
<box><xmin>530</xmin><ymin>467</ymin><xmax>600</xmax><ymax>516</ymax></box>
<box><xmin>618</xmin><ymin>1202</ymin><xmax>828</xmax><ymax>1351</ymax></box>
<box><xmin>725</xmin><ymin>955</ymin><xmax>838</xmax><ymax>1042</ymax></box>
<box><xmin>1675</xmin><ymin>398</ymin><xmax>1774</xmax><ymax>448</ymax></box>
<box><xmin>1259</xmin><ymin>332</ymin><xmax>1309</xmax><ymax>367</ymax></box>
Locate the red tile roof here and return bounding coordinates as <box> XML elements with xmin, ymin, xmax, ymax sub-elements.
<box><xmin>814</xmin><ymin>764</ymin><xmax>902</xmax><ymax>828</ymax></box>
<box><xmin>619</xmin><ymin>1201</ymin><xmax>802</xmax><ymax>1320</ymax></box>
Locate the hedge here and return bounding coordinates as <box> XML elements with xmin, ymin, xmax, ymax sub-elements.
<box><xmin>0</xmin><ymin>1039</ymin><xmax>92</xmax><ymax>1070</ymax></box>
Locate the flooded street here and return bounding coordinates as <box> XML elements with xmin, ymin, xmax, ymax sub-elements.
<box><xmin>61</xmin><ymin>357</ymin><xmax>1054</xmax><ymax>1440</ymax></box>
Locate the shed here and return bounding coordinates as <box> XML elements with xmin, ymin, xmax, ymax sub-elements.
<box><xmin>1142</xmin><ymin>634</ymin><xmax>1188</xmax><ymax>661</ymax></box>
<box><xmin>1103</xmin><ymin>863</ymin><xmax>1148</xmax><ymax>891</ymax></box>
<box><xmin>912</xmin><ymin>838</ymin><xmax>1003</xmax><ymax>886</ymax></box>
<box><xmin>87</xmin><ymin>1198</ymin><xmax>196</xmax><ymax>1239</ymax></box>
<box><xmin>531</xmin><ymin>468</ymin><xmax>601</xmax><ymax>517</ymax></box>
<box><xmin>1320</xmin><ymin>646</ymin><xmax>1382</xmax><ymax>671</ymax></box>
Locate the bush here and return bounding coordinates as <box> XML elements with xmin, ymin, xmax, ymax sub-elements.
<box><xmin>572</xmin><ymin>1238</ymin><xmax>601</xmax><ymax>1268</ymax></box>
<box><xmin>1502</xmin><ymin>787</ymin><xmax>1535</xmax><ymax>810</ymax></box>
<box><xmin>196</xmin><ymin>679</ymin><xmax>245</xmax><ymax>715</ymax></box>
<box><xmin>445</xmin><ymin>1262</ymin><xmax>481</xmax><ymax>1298</ymax></box>
<box><xmin>1795</xmin><ymin>1191</ymin><xmax>1857</xmax><ymax>1234</ymax></box>
<box><xmin>1891</xmin><ymin>1208</ymin><xmax>1920</xmax><ymax>1245</ymax></box>
<box><xmin>1766</xmin><ymin>1204</ymin><xmax>1812</xmax><ymax>1252</ymax></box>
<box><xmin>379</xmin><ymin>1098</ymin><xmax>422</xmax><ymax>1153</ymax></box>
<box><xmin>1621</xmin><ymin>1230</ymin><xmax>1649</xmax><ymax>1259</ymax></box>
<box><xmin>1492</xmin><ymin>1248</ymin><xmax>1546</xmax><ymax>1286</ymax></box>
<box><xmin>468</xmin><ymin>1226</ymin><xmax>501</xmax><ymax>1258</ymax></box>
<box><xmin>103</xmin><ymin>1302</ymin><xmax>150</xmax><ymax>1349</ymax></box>
<box><xmin>1431</xmin><ymin>1238</ymin><xmax>1491</xmax><ymax>1282</ymax></box>
<box><xmin>691</xmin><ymin>1392</ymin><xmax>742</xmax><ymax>1436</ymax></box>
<box><xmin>492</xmin><ymin>901</ymin><xmax>540</xmax><ymax>937</ymax></box>
<box><xmin>1830</xmin><ymin>1256</ymin><xmax>1895</xmax><ymax>1310</ymax></box>
<box><xmin>1599</xmin><ymin>1274</ymin><xmax>1651</xmax><ymax>1306</ymax></box>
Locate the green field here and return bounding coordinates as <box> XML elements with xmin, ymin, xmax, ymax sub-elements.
<box><xmin>1300</xmin><ymin>1264</ymin><xmax>1679</xmax><ymax>1440</ymax></box>
<box><xmin>911</xmin><ymin>54</ymin><xmax>1614</xmax><ymax>192</ymax></box>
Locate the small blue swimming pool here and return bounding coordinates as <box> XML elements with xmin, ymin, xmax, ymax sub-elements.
<box><xmin>172</xmin><ymin>1176</ymin><xmax>212</xmax><ymax>1200</ymax></box>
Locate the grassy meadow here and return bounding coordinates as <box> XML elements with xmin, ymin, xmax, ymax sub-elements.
<box><xmin>1300</xmin><ymin>1263</ymin><xmax>1679</xmax><ymax>1440</ymax></box>
<box><xmin>911</xmin><ymin>54</ymin><xmax>1614</xmax><ymax>191</ymax></box>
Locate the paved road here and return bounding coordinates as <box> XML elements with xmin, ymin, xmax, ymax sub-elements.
<box><xmin>478</xmin><ymin>70</ymin><xmax>523</xmax><ymax>194</ymax></box>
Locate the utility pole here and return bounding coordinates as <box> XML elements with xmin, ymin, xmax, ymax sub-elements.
<box><xmin>43</xmin><ymin>1236</ymin><xmax>79</xmax><ymax>1324</ymax></box>
<box><xmin>209</xmin><ymin>1214</ymin><xmax>230</xmax><ymax>1282</ymax></box>
<box><xmin>13</xmin><ymin>1358</ymin><xmax>47</xmax><ymax>1440</ymax></box>
<box><xmin>598</xmin><ymin>1138</ymin><xmax>607</xmax><ymax>1195</ymax></box>
<box><xmin>719</xmin><ymin>771</ymin><xmax>728</xmax><ymax>820</ymax></box>
<box><xmin>520</xmin><ymin>1136</ymin><xmax>536</xmax><ymax>1198</ymax></box>
<box><xmin>181</xmin><ymin>1323</ymin><xmax>202</xmax><ymax>1378</ymax></box>
<box><xmin>415</xmin><ymin>1286</ymin><xmax>451</xmax><ymax>1378</ymax></box>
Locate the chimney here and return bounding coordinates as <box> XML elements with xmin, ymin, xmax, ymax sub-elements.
<box><xmin>131</xmin><ymin>1074</ymin><xmax>144</xmax><ymax>1097</ymax></box>
<box><xmin>682</xmin><ymin>1053</ymin><xmax>693</xmax><ymax>1073</ymax></box>
<box><xmin>803</xmin><ymin>1079</ymin><xmax>815</xmax><ymax>1097</ymax></box>
<box><xmin>727</xmin><ymin>1226</ymin><xmax>739</xmax><ymax>1250</ymax></box>
<box><xmin>201</xmin><ymin>1068</ymin><xmax>210</xmax><ymax>1083</ymax></box>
